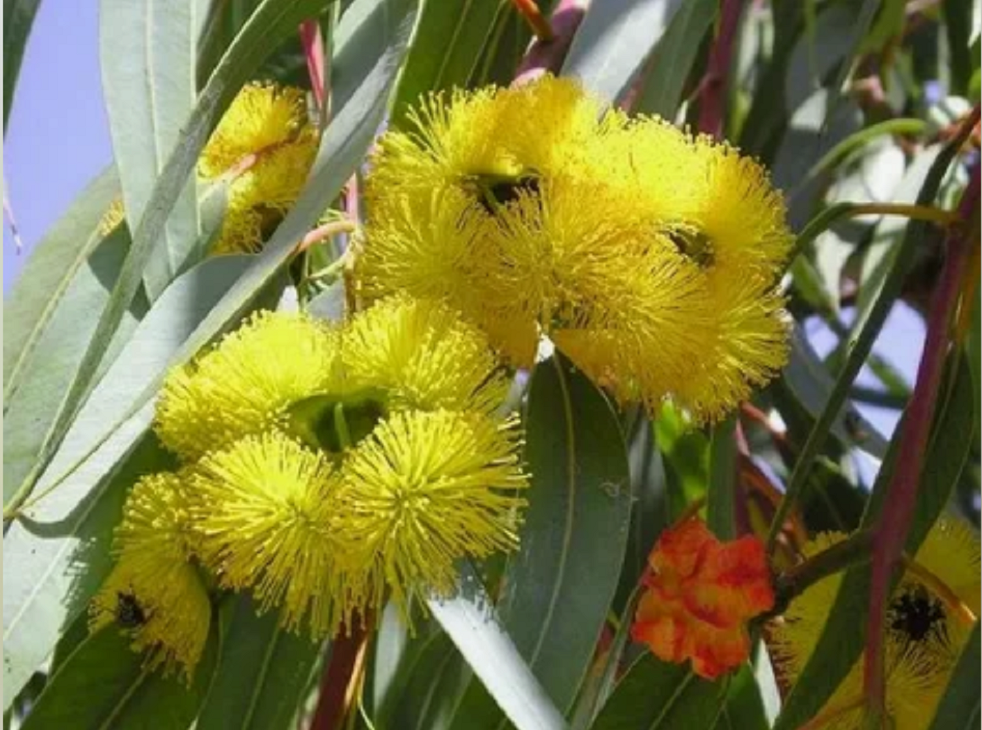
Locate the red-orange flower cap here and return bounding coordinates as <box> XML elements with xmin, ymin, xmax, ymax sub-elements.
<box><xmin>631</xmin><ymin>518</ymin><xmax>775</xmax><ymax>679</ymax></box>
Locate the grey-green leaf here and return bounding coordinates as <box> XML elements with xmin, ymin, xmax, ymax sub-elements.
<box><xmin>3</xmin><ymin>166</ymin><xmax>118</xmax><ymax>402</ymax></box>
<box><xmin>428</xmin><ymin>565</ymin><xmax>567</xmax><ymax>730</ymax></box>
<box><xmin>590</xmin><ymin>655</ymin><xmax>721</xmax><ymax>730</ymax></box>
<box><xmin>561</xmin><ymin>0</ymin><xmax>686</xmax><ymax>104</ymax></box>
<box><xmin>2</xmin><ymin>256</ymin><xmax>253</xmax><ymax>708</ymax></box>
<box><xmin>389</xmin><ymin>0</ymin><xmax>501</xmax><ymax>128</ymax></box>
<box><xmin>448</xmin><ymin>355</ymin><xmax>633</xmax><ymax>727</ymax></box>
<box><xmin>99</xmin><ymin>0</ymin><xmax>203</xmax><ymax>300</ymax></box>
<box><xmin>3</xmin><ymin>225</ymin><xmax>147</xmax><ymax>506</ymax></box>
<box><xmin>926</xmin><ymin>622</ymin><xmax>981</xmax><ymax>730</ymax></box>
<box><xmin>632</xmin><ymin>0</ymin><xmax>716</xmax><ymax>118</ymax></box>
<box><xmin>196</xmin><ymin>594</ymin><xmax>322</xmax><ymax>730</ymax></box>
<box><xmin>21</xmin><ymin>623</ymin><xmax>217</xmax><ymax>730</ymax></box>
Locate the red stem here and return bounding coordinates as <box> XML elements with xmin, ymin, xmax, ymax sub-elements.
<box><xmin>309</xmin><ymin>623</ymin><xmax>369</xmax><ymax>730</ymax></box>
<box><xmin>514</xmin><ymin>0</ymin><xmax>587</xmax><ymax>85</ymax></box>
<box><xmin>697</xmin><ymin>0</ymin><xmax>744</xmax><ymax>138</ymax></box>
<box><xmin>863</xmin><ymin>124</ymin><xmax>980</xmax><ymax>712</ymax></box>
<box><xmin>300</xmin><ymin>19</ymin><xmax>326</xmax><ymax>113</ymax></box>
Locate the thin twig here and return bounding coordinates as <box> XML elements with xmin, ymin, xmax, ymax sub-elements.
<box><xmin>697</xmin><ymin>0</ymin><xmax>744</xmax><ymax>137</ymax></box>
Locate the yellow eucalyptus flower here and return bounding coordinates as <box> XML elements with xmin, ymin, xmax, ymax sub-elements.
<box><xmin>98</xmin><ymin>197</ymin><xmax>126</xmax><ymax>236</ymax></box>
<box><xmin>336</xmin><ymin>409</ymin><xmax>528</xmax><ymax>617</ymax></box>
<box><xmin>362</xmin><ymin>75</ymin><xmax>793</xmax><ymax>421</ymax></box>
<box><xmin>90</xmin><ymin>473</ymin><xmax>211</xmax><ymax>680</ymax></box>
<box><xmin>340</xmin><ymin>295</ymin><xmax>510</xmax><ymax>415</ymax></box>
<box><xmin>768</xmin><ymin>517</ymin><xmax>980</xmax><ymax>730</ymax></box>
<box><xmin>191</xmin><ymin>432</ymin><xmax>356</xmax><ymax>639</ymax></box>
<box><xmin>155</xmin><ymin>311</ymin><xmax>340</xmax><ymax>461</ymax></box>
<box><xmin>199</xmin><ymin>83</ymin><xmax>309</xmax><ymax>179</ymax></box>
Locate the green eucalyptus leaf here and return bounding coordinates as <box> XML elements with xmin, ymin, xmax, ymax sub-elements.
<box><xmin>448</xmin><ymin>355</ymin><xmax>632</xmax><ymax>727</ymax></box>
<box><xmin>21</xmin><ymin>622</ymin><xmax>218</xmax><ymax>730</ymax></box>
<box><xmin>926</xmin><ymin>622</ymin><xmax>981</xmax><ymax>730</ymax></box>
<box><xmin>99</xmin><ymin>0</ymin><xmax>206</xmax><ymax>300</ymax></box>
<box><xmin>427</xmin><ymin>564</ymin><xmax>567</xmax><ymax>730</ymax></box>
<box><xmin>2</xmin><ymin>256</ymin><xmax>253</xmax><ymax>709</ymax></box>
<box><xmin>561</xmin><ymin>0</ymin><xmax>687</xmax><ymax>104</ymax></box>
<box><xmin>390</xmin><ymin>0</ymin><xmax>501</xmax><ymax>127</ymax></box>
<box><xmin>631</xmin><ymin>0</ymin><xmax>716</xmax><ymax>119</ymax></box>
<box><xmin>17</xmin><ymin>0</ymin><xmax>338</xmax><ymax>515</ymax></box>
<box><xmin>3</xmin><ymin>224</ymin><xmax>147</xmax><ymax>507</ymax></box>
<box><xmin>3</xmin><ymin>166</ymin><xmax>118</xmax><ymax>402</ymax></box>
<box><xmin>196</xmin><ymin>594</ymin><xmax>322</xmax><ymax>730</ymax></box>
<box><xmin>590</xmin><ymin>655</ymin><xmax>721</xmax><ymax>730</ymax></box>
<box><xmin>707</xmin><ymin>417</ymin><xmax>738</xmax><ymax>541</ymax></box>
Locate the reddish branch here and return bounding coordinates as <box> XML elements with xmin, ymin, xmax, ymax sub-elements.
<box><xmin>697</xmin><ymin>0</ymin><xmax>744</xmax><ymax>138</ymax></box>
<box><xmin>863</xmin><ymin>108</ymin><xmax>981</xmax><ymax>714</ymax></box>
<box><xmin>300</xmin><ymin>20</ymin><xmax>326</xmax><ymax>113</ymax></box>
<box><xmin>309</xmin><ymin>622</ymin><xmax>370</xmax><ymax>730</ymax></box>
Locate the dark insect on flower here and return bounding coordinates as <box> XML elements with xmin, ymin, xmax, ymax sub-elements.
<box><xmin>115</xmin><ymin>591</ymin><xmax>147</xmax><ymax>629</ymax></box>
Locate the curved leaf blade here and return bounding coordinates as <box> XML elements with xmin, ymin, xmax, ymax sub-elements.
<box><xmin>428</xmin><ymin>564</ymin><xmax>567</xmax><ymax>730</ymax></box>
<box><xmin>99</xmin><ymin>0</ymin><xmax>203</xmax><ymax>300</ymax></box>
<box><xmin>2</xmin><ymin>256</ymin><xmax>253</xmax><ymax>708</ymax></box>
<box><xmin>590</xmin><ymin>655</ymin><xmax>720</xmax><ymax>730</ymax></box>
<box><xmin>3</xmin><ymin>0</ymin><xmax>41</xmax><ymax>131</ymax></box>
<box><xmin>926</xmin><ymin>622</ymin><xmax>981</xmax><ymax>730</ymax></box>
<box><xmin>3</xmin><ymin>166</ymin><xmax>118</xmax><ymax>402</ymax></box>
<box><xmin>561</xmin><ymin>0</ymin><xmax>686</xmax><ymax>103</ymax></box>
<box><xmin>21</xmin><ymin>623</ymin><xmax>217</xmax><ymax>730</ymax></box>
<box><xmin>196</xmin><ymin>595</ymin><xmax>321</xmax><ymax>730</ymax></box>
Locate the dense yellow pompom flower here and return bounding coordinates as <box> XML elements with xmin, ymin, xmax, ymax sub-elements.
<box><xmin>191</xmin><ymin>432</ymin><xmax>357</xmax><ymax>638</ymax></box>
<box><xmin>361</xmin><ymin>74</ymin><xmax>793</xmax><ymax>421</ymax></box>
<box><xmin>336</xmin><ymin>409</ymin><xmax>529</xmax><ymax>617</ymax></box>
<box><xmin>199</xmin><ymin>84</ymin><xmax>310</xmax><ymax>179</ymax></box>
<box><xmin>341</xmin><ymin>295</ymin><xmax>510</xmax><ymax>415</ymax></box>
<box><xmin>768</xmin><ymin>518</ymin><xmax>980</xmax><ymax>730</ymax></box>
<box><xmin>90</xmin><ymin>473</ymin><xmax>211</xmax><ymax>680</ymax></box>
<box><xmin>155</xmin><ymin>311</ymin><xmax>340</xmax><ymax>461</ymax></box>
<box><xmin>200</xmin><ymin>82</ymin><xmax>318</xmax><ymax>254</ymax></box>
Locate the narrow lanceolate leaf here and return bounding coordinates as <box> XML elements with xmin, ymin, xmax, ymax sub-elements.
<box><xmin>428</xmin><ymin>565</ymin><xmax>567</xmax><ymax>730</ymax></box>
<box><xmin>561</xmin><ymin>0</ymin><xmax>687</xmax><ymax>104</ymax></box>
<box><xmin>15</xmin><ymin>0</ymin><xmax>332</xmax><ymax>516</ymax></box>
<box><xmin>449</xmin><ymin>355</ymin><xmax>633</xmax><ymax>727</ymax></box>
<box><xmin>3</xmin><ymin>225</ymin><xmax>147</xmax><ymax>506</ymax></box>
<box><xmin>926</xmin><ymin>623</ymin><xmax>981</xmax><ymax>730</ymax></box>
<box><xmin>3</xmin><ymin>166</ymin><xmax>118</xmax><ymax>402</ymax></box>
<box><xmin>100</xmin><ymin>0</ymin><xmax>205</xmax><ymax>300</ymax></box>
<box><xmin>591</xmin><ymin>655</ymin><xmax>721</xmax><ymax>730</ymax></box>
<box><xmin>21</xmin><ymin>624</ymin><xmax>218</xmax><ymax>730</ymax></box>
<box><xmin>772</xmin><ymin>358</ymin><xmax>975</xmax><ymax>730</ymax></box>
<box><xmin>3</xmin><ymin>0</ymin><xmax>41</xmax><ymax>131</ymax></box>
<box><xmin>2</xmin><ymin>257</ymin><xmax>252</xmax><ymax>709</ymax></box>
<box><xmin>706</xmin><ymin>417</ymin><xmax>737</xmax><ymax>541</ymax></box>
<box><xmin>390</xmin><ymin>0</ymin><xmax>501</xmax><ymax>127</ymax></box>
<box><xmin>632</xmin><ymin>0</ymin><xmax>716</xmax><ymax>118</ymax></box>
<box><xmin>2</xmin><ymin>0</ymin><xmax>418</xmax><ymax>706</ymax></box>
<box><xmin>196</xmin><ymin>595</ymin><xmax>322</xmax><ymax>730</ymax></box>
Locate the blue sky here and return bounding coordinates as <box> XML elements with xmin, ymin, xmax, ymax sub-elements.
<box><xmin>2</xmin><ymin>5</ymin><xmax>921</xmax><ymax>442</ymax></box>
<box><xmin>4</xmin><ymin>3</ymin><xmax>112</xmax><ymax>291</ymax></box>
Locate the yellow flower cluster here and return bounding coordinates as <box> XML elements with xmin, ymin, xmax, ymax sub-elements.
<box><xmin>768</xmin><ymin>518</ymin><xmax>980</xmax><ymax>730</ymax></box>
<box><xmin>93</xmin><ymin>297</ymin><xmax>527</xmax><ymax>678</ymax></box>
<box><xmin>99</xmin><ymin>82</ymin><xmax>318</xmax><ymax>254</ymax></box>
<box><xmin>360</xmin><ymin>75</ymin><xmax>793</xmax><ymax>421</ymax></box>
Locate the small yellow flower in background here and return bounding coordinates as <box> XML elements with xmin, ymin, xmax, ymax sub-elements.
<box><xmin>768</xmin><ymin>517</ymin><xmax>980</xmax><ymax>730</ymax></box>
<box><xmin>361</xmin><ymin>74</ymin><xmax>793</xmax><ymax>422</ymax></box>
<box><xmin>97</xmin><ymin>83</ymin><xmax>318</xmax><ymax>254</ymax></box>
<box><xmin>199</xmin><ymin>84</ymin><xmax>310</xmax><ymax>179</ymax></box>
<box><xmin>191</xmin><ymin>432</ymin><xmax>355</xmax><ymax>639</ymax></box>
<box><xmin>336</xmin><ymin>409</ymin><xmax>528</xmax><ymax>617</ymax></box>
<box><xmin>341</xmin><ymin>295</ymin><xmax>510</xmax><ymax>415</ymax></box>
<box><xmin>155</xmin><ymin>311</ymin><xmax>340</xmax><ymax>461</ymax></box>
<box><xmin>90</xmin><ymin>473</ymin><xmax>211</xmax><ymax>680</ymax></box>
